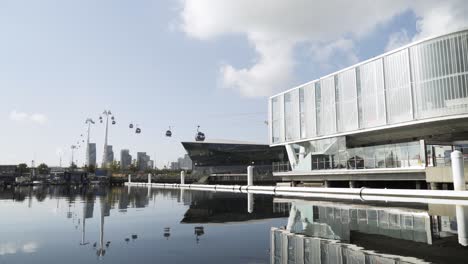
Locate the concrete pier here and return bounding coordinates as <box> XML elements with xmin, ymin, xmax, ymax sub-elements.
<box><xmin>180</xmin><ymin>171</ymin><xmax>186</xmax><ymax>185</ymax></box>
<box><xmin>415</xmin><ymin>181</ymin><xmax>422</xmax><ymax>189</ymax></box>
<box><xmin>456</xmin><ymin>205</ymin><xmax>468</xmax><ymax>246</ymax></box>
<box><xmin>452</xmin><ymin>150</ymin><xmax>466</xmax><ymax>191</ymax></box>
<box><xmin>430</xmin><ymin>182</ymin><xmax>441</xmax><ymax>190</ymax></box>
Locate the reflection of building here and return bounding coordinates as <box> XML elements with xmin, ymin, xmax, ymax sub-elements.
<box><xmin>271</xmin><ymin>228</ymin><xmax>430</xmax><ymax>264</ymax></box>
<box><xmin>137</xmin><ymin>152</ymin><xmax>150</xmax><ymax>171</ymax></box>
<box><xmin>271</xmin><ymin>199</ymin><xmax>468</xmax><ymax>263</ymax></box>
<box><xmin>284</xmin><ymin>200</ymin><xmax>432</xmax><ymax>244</ymax></box>
<box><xmin>180</xmin><ymin>192</ymin><xmax>287</xmax><ymax>223</ymax></box>
<box><xmin>87</xmin><ymin>143</ymin><xmax>97</xmax><ymax>167</ymax></box>
<box><xmin>120</xmin><ymin>149</ymin><xmax>132</xmax><ymax>170</ymax></box>
<box><xmin>269</xmin><ymin>29</ymin><xmax>468</xmax><ymax>187</ymax></box>
<box><xmin>182</xmin><ymin>139</ymin><xmax>287</xmax><ymax>176</ymax></box>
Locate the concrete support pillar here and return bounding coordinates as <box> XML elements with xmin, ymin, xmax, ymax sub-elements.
<box><xmin>415</xmin><ymin>181</ymin><xmax>422</xmax><ymax>189</ymax></box>
<box><xmin>128</xmin><ymin>174</ymin><xmax>132</xmax><ymax>183</ymax></box>
<box><xmin>148</xmin><ymin>173</ymin><xmax>152</xmax><ymax>184</ymax></box>
<box><xmin>247</xmin><ymin>166</ymin><xmax>254</xmax><ymax>186</ymax></box>
<box><xmin>247</xmin><ymin>193</ymin><xmax>254</xmax><ymax>213</ymax></box>
<box><xmin>180</xmin><ymin>171</ymin><xmax>186</xmax><ymax>184</ymax></box>
<box><xmin>324</xmin><ymin>180</ymin><xmax>330</xmax><ymax>188</ymax></box>
<box><xmin>451</xmin><ymin>150</ymin><xmax>466</xmax><ymax>191</ymax></box>
<box><xmin>456</xmin><ymin>205</ymin><xmax>468</xmax><ymax>246</ymax></box>
<box><xmin>430</xmin><ymin>182</ymin><xmax>440</xmax><ymax>190</ymax></box>
<box><xmin>349</xmin><ymin>181</ymin><xmax>356</xmax><ymax>189</ymax></box>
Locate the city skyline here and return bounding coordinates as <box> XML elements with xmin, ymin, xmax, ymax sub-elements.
<box><xmin>1</xmin><ymin>1</ymin><xmax>468</xmax><ymax>167</ymax></box>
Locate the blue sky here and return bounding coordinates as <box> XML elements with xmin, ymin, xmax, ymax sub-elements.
<box><xmin>1</xmin><ymin>0</ymin><xmax>467</xmax><ymax>167</ymax></box>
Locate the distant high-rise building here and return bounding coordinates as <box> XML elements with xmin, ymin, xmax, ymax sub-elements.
<box><xmin>178</xmin><ymin>154</ymin><xmax>192</xmax><ymax>170</ymax></box>
<box><xmin>87</xmin><ymin>143</ymin><xmax>96</xmax><ymax>167</ymax></box>
<box><xmin>137</xmin><ymin>152</ymin><xmax>150</xmax><ymax>171</ymax></box>
<box><xmin>120</xmin><ymin>149</ymin><xmax>132</xmax><ymax>170</ymax></box>
<box><xmin>170</xmin><ymin>162</ymin><xmax>180</xmax><ymax>170</ymax></box>
<box><xmin>106</xmin><ymin>145</ymin><xmax>114</xmax><ymax>165</ymax></box>
<box><xmin>147</xmin><ymin>160</ymin><xmax>154</xmax><ymax>170</ymax></box>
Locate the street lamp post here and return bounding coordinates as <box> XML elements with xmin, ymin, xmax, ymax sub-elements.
<box><xmin>85</xmin><ymin>118</ymin><xmax>95</xmax><ymax>167</ymax></box>
<box><xmin>100</xmin><ymin>110</ymin><xmax>115</xmax><ymax>168</ymax></box>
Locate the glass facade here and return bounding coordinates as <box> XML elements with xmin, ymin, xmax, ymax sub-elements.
<box><xmin>270</xmin><ymin>30</ymin><xmax>468</xmax><ymax>144</ymax></box>
<box><xmin>309</xmin><ymin>137</ymin><xmax>423</xmax><ymax>171</ymax></box>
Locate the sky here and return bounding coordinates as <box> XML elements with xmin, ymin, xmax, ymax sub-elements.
<box><xmin>1</xmin><ymin>0</ymin><xmax>468</xmax><ymax>168</ymax></box>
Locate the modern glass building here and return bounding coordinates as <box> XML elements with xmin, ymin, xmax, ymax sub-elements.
<box><xmin>269</xmin><ymin>29</ymin><xmax>468</xmax><ymax>187</ymax></box>
<box><xmin>181</xmin><ymin>139</ymin><xmax>288</xmax><ymax>176</ymax></box>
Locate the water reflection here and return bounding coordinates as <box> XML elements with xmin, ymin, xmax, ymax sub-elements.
<box><xmin>0</xmin><ymin>186</ymin><xmax>287</xmax><ymax>263</ymax></box>
<box><xmin>272</xmin><ymin>199</ymin><xmax>468</xmax><ymax>264</ymax></box>
<box><xmin>3</xmin><ymin>185</ymin><xmax>468</xmax><ymax>263</ymax></box>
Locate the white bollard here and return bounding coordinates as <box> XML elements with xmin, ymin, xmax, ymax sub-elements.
<box><xmin>180</xmin><ymin>171</ymin><xmax>186</xmax><ymax>185</ymax></box>
<box><xmin>247</xmin><ymin>193</ymin><xmax>254</xmax><ymax>213</ymax></box>
<box><xmin>247</xmin><ymin>166</ymin><xmax>254</xmax><ymax>186</ymax></box>
<box><xmin>456</xmin><ymin>205</ymin><xmax>468</xmax><ymax>246</ymax></box>
<box><xmin>451</xmin><ymin>150</ymin><xmax>466</xmax><ymax>191</ymax></box>
<box><xmin>128</xmin><ymin>174</ymin><xmax>132</xmax><ymax>183</ymax></box>
<box><xmin>148</xmin><ymin>173</ymin><xmax>152</xmax><ymax>184</ymax></box>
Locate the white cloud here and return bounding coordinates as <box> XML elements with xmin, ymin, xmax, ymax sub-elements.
<box><xmin>9</xmin><ymin>110</ymin><xmax>29</xmax><ymax>122</ymax></box>
<box><xmin>385</xmin><ymin>29</ymin><xmax>411</xmax><ymax>51</ymax></box>
<box><xmin>309</xmin><ymin>38</ymin><xmax>359</xmax><ymax>71</ymax></box>
<box><xmin>178</xmin><ymin>0</ymin><xmax>468</xmax><ymax>97</ymax></box>
<box><xmin>386</xmin><ymin>0</ymin><xmax>468</xmax><ymax>50</ymax></box>
<box><xmin>412</xmin><ymin>0</ymin><xmax>468</xmax><ymax>40</ymax></box>
<box><xmin>30</xmin><ymin>113</ymin><xmax>48</xmax><ymax>124</ymax></box>
<box><xmin>178</xmin><ymin>0</ymin><xmax>410</xmax><ymax>97</ymax></box>
<box><xmin>9</xmin><ymin>110</ymin><xmax>48</xmax><ymax>124</ymax></box>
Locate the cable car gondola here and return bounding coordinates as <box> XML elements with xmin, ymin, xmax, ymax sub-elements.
<box><xmin>165</xmin><ymin>126</ymin><xmax>172</xmax><ymax>137</ymax></box>
<box><xmin>195</xmin><ymin>125</ymin><xmax>205</xmax><ymax>142</ymax></box>
<box><xmin>112</xmin><ymin>120</ymin><xmax>116</xmax><ymax>125</ymax></box>
<box><xmin>129</xmin><ymin>123</ymin><xmax>134</xmax><ymax>129</ymax></box>
<box><xmin>135</xmin><ymin>125</ymin><xmax>141</xmax><ymax>134</ymax></box>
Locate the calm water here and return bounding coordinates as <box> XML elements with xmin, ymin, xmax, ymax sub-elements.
<box><xmin>0</xmin><ymin>186</ymin><xmax>467</xmax><ymax>264</ymax></box>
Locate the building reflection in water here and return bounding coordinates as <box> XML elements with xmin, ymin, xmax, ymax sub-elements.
<box><xmin>271</xmin><ymin>199</ymin><xmax>468</xmax><ymax>264</ymax></box>
<box><xmin>0</xmin><ymin>185</ymin><xmax>289</xmax><ymax>258</ymax></box>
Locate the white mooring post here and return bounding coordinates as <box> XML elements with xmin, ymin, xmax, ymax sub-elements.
<box><xmin>148</xmin><ymin>173</ymin><xmax>152</xmax><ymax>184</ymax></box>
<box><xmin>247</xmin><ymin>193</ymin><xmax>254</xmax><ymax>213</ymax></box>
<box><xmin>456</xmin><ymin>205</ymin><xmax>468</xmax><ymax>246</ymax></box>
<box><xmin>451</xmin><ymin>150</ymin><xmax>466</xmax><ymax>191</ymax></box>
<box><xmin>247</xmin><ymin>166</ymin><xmax>254</xmax><ymax>186</ymax></box>
<box><xmin>128</xmin><ymin>174</ymin><xmax>132</xmax><ymax>183</ymax></box>
<box><xmin>180</xmin><ymin>171</ymin><xmax>186</xmax><ymax>184</ymax></box>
